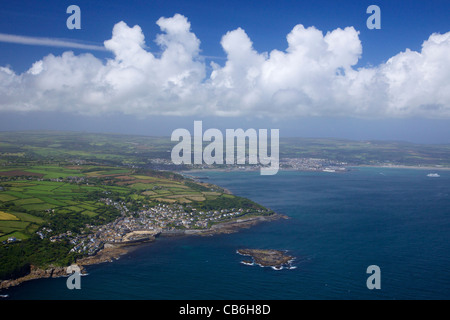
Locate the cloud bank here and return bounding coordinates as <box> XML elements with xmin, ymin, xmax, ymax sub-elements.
<box><xmin>0</xmin><ymin>14</ymin><xmax>449</xmax><ymax>118</ymax></box>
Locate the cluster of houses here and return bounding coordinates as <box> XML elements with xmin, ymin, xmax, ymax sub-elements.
<box><xmin>139</xmin><ymin>204</ymin><xmax>252</xmax><ymax>229</ymax></box>
<box><xmin>68</xmin><ymin>233</ymin><xmax>104</xmax><ymax>256</ymax></box>
<box><xmin>36</xmin><ymin>227</ymin><xmax>53</xmax><ymax>239</ymax></box>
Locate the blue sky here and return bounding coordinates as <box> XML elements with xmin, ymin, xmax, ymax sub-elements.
<box><xmin>1</xmin><ymin>0</ymin><xmax>449</xmax><ymax>71</ymax></box>
<box><xmin>0</xmin><ymin>0</ymin><xmax>449</xmax><ymax>143</ymax></box>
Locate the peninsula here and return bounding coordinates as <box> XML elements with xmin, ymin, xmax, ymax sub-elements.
<box><xmin>0</xmin><ymin>139</ymin><xmax>284</xmax><ymax>290</ymax></box>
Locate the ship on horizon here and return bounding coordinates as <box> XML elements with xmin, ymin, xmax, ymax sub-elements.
<box><xmin>427</xmin><ymin>173</ymin><xmax>441</xmax><ymax>178</ymax></box>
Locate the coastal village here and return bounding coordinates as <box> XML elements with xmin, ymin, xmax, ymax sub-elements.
<box><xmin>43</xmin><ymin>198</ymin><xmax>270</xmax><ymax>257</ymax></box>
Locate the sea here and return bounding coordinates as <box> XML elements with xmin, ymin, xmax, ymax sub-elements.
<box><xmin>2</xmin><ymin>167</ymin><xmax>450</xmax><ymax>300</ymax></box>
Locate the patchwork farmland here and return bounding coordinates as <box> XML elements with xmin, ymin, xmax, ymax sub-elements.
<box><xmin>0</xmin><ymin>165</ymin><xmax>226</xmax><ymax>242</ymax></box>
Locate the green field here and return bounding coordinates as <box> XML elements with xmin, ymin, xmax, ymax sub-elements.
<box><xmin>14</xmin><ymin>198</ymin><xmax>44</xmax><ymax>206</ymax></box>
<box><xmin>0</xmin><ymin>211</ymin><xmax>19</xmax><ymax>221</ymax></box>
<box><xmin>0</xmin><ymin>194</ymin><xmax>17</xmax><ymax>202</ymax></box>
<box><xmin>0</xmin><ymin>208</ymin><xmax>43</xmax><ymax>241</ymax></box>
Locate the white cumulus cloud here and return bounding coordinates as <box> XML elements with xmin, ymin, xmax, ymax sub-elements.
<box><xmin>0</xmin><ymin>14</ymin><xmax>449</xmax><ymax>119</ymax></box>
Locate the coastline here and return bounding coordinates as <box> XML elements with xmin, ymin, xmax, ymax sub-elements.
<box><xmin>0</xmin><ymin>264</ymin><xmax>87</xmax><ymax>291</ymax></box>
<box><xmin>0</xmin><ymin>213</ymin><xmax>287</xmax><ymax>291</ymax></box>
<box><xmin>353</xmin><ymin>164</ymin><xmax>450</xmax><ymax>171</ymax></box>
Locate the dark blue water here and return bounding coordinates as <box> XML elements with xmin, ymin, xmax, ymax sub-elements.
<box><xmin>3</xmin><ymin>168</ymin><xmax>450</xmax><ymax>299</ymax></box>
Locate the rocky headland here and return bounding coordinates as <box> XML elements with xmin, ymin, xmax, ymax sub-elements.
<box><xmin>0</xmin><ymin>264</ymin><xmax>86</xmax><ymax>290</ymax></box>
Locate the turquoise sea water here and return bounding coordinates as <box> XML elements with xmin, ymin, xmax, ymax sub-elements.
<box><xmin>2</xmin><ymin>167</ymin><xmax>450</xmax><ymax>299</ymax></box>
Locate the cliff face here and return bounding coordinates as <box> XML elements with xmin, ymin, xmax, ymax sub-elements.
<box><xmin>0</xmin><ymin>264</ymin><xmax>84</xmax><ymax>290</ymax></box>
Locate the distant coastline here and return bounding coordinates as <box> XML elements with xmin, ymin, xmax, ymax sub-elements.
<box><xmin>353</xmin><ymin>164</ymin><xmax>450</xmax><ymax>171</ymax></box>
<box><xmin>185</xmin><ymin>163</ymin><xmax>450</xmax><ymax>175</ymax></box>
